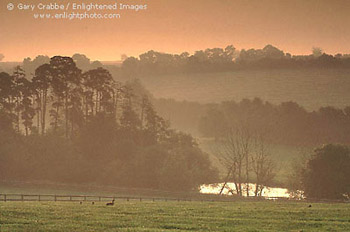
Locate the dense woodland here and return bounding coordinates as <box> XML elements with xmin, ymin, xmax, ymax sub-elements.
<box><xmin>199</xmin><ymin>98</ymin><xmax>350</xmax><ymax>146</ymax></box>
<box><xmin>121</xmin><ymin>46</ymin><xmax>350</xmax><ymax>77</ymax></box>
<box><xmin>119</xmin><ymin>45</ymin><xmax>350</xmax><ymax>77</ymax></box>
<box><xmin>0</xmin><ymin>56</ymin><xmax>217</xmax><ymax>191</ymax></box>
<box><xmin>2</xmin><ymin>45</ymin><xmax>350</xmax><ymax>79</ymax></box>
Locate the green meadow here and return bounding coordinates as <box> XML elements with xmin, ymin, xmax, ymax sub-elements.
<box><xmin>1</xmin><ymin>201</ymin><xmax>349</xmax><ymax>231</ymax></box>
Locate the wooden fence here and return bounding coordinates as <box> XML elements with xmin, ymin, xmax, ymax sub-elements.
<box><xmin>2</xmin><ymin>193</ymin><xmax>345</xmax><ymax>203</ymax></box>
<box><xmin>0</xmin><ymin>193</ymin><xmax>215</xmax><ymax>203</ymax></box>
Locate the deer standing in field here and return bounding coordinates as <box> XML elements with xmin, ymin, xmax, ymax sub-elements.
<box><xmin>106</xmin><ymin>199</ymin><xmax>115</xmax><ymax>206</ymax></box>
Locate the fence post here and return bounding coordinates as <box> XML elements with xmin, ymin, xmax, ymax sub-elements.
<box><xmin>99</xmin><ymin>196</ymin><xmax>101</xmax><ymax>202</ymax></box>
<box><xmin>84</xmin><ymin>196</ymin><xmax>87</xmax><ymax>201</ymax></box>
<box><xmin>127</xmin><ymin>197</ymin><xmax>129</xmax><ymax>202</ymax></box>
<box><xmin>4</xmin><ymin>194</ymin><xmax>6</xmax><ymax>202</ymax></box>
<box><xmin>21</xmin><ymin>195</ymin><xmax>24</xmax><ymax>201</ymax></box>
<box><xmin>38</xmin><ymin>195</ymin><xmax>41</xmax><ymax>201</ymax></box>
<box><xmin>54</xmin><ymin>195</ymin><xmax>57</xmax><ymax>202</ymax></box>
<box><xmin>70</xmin><ymin>196</ymin><xmax>72</xmax><ymax>201</ymax></box>
<box><xmin>152</xmin><ymin>198</ymin><xmax>155</xmax><ymax>202</ymax></box>
<box><xmin>139</xmin><ymin>198</ymin><xmax>142</xmax><ymax>202</ymax></box>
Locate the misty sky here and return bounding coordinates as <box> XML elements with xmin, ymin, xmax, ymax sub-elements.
<box><xmin>1</xmin><ymin>0</ymin><xmax>350</xmax><ymax>61</ymax></box>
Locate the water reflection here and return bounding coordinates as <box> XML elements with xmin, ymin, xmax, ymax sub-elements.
<box><xmin>200</xmin><ymin>183</ymin><xmax>291</xmax><ymax>198</ymax></box>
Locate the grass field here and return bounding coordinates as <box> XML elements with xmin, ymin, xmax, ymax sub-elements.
<box><xmin>143</xmin><ymin>69</ymin><xmax>350</xmax><ymax>111</ymax></box>
<box><xmin>1</xmin><ymin>201</ymin><xmax>349</xmax><ymax>231</ymax></box>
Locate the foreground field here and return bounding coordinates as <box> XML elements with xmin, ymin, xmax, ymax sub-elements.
<box><xmin>1</xmin><ymin>201</ymin><xmax>349</xmax><ymax>231</ymax></box>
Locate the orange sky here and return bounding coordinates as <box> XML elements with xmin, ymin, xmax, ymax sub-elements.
<box><xmin>1</xmin><ymin>0</ymin><xmax>350</xmax><ymax>61</ymax></box>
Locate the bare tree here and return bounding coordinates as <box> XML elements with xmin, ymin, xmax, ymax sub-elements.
<box><xmin>251</xmin><ymin>135</ymin><xmax>276</xmax><ymax>196</ymax></box>
<box><xmin>215</xmin><ymin>126</ymin><xmax>252</xmax><ymax>196</ymax></box>
<box><xmin>214</xmin><ymin>126</ymin><xmax>276</xmax><ymax>197</ymax></box>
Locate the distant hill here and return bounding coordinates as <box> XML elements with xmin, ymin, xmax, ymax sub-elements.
<box><xmin>0</xmin><ymin>62</ymin><xmax>22</xmax><ymax>73</ymax></box>
<box><xmin>144</xmin><ymin>68</ymin><xmax>350</xmax><ymax>111</ymax></box>
<box><xmin>100</xmin><ymin>61</ymin><xmax>122</xmax><ymax>66</ymax></box>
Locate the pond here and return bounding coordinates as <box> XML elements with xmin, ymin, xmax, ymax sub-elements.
<box><xmin>200</xmin><ymin>182</ymin><xmax>292</xmax><ymax>198</ymax></box>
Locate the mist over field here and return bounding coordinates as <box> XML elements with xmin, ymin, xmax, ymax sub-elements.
<box><xmin>1</xmin><ymin>46</ymin><xmax>350</xmax><ymax>199</ymax></box>
<box><xmin>147</xmin><ymin>69</ymin><xmax>350</xmax><ymax>110</ymax></box>
<box><xmin>2</xmin><ymin>0</ymin><xmax>350</xmax><ymax>230</ymax></box>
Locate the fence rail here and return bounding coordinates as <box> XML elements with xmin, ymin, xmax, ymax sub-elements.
<box><xmin>2</xmin><ymin>193</ymin><xmax>347</xmax><ymax>203</ymax></box>
<box><xmin>0</xmin><ymin>193</ymin><xmax>217</xmax><ymax>203</ymax></box>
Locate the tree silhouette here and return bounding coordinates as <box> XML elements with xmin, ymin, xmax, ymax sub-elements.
<box><xmin>302</xmin><ymin>144</ymin><xmax>350</xmax><ymax>200</ymax></box>
<box><xmin>49</xmin><ymin>56</ymin><xmax>82</xmax><ymax>138</ymax></box>
<box><xmin>12</xmin><ymin>66</ymin><xmax>27</xmax><ymax>133</ymax></box>
<box><xmin>0</xmin><ymin>55</ymin><xmax>218</xmax><ymax>191</ymax></box>
<box><xmin>33</xmin><ymin>63</ymin><xmax>52</xmax><ymax>134</ymax></box>
<box><xmin>82</xmin><ymin>67</ymin><xmax>114</xmax><ymax>117</ymax></box>
<box><xmin>20</xmin><ymin>77</ymin><xmax>35</xmax><ymax>136</ymax></box>
<box><xmin>312</xmin><ymin>47</ymin><xmax>323</xmax><ymax>57</ymax></box>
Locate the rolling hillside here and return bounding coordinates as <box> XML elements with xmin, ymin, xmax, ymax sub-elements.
<box><xmin>142</xmin><ymin>68</ymin><xmax>350</xmax><ymax>111</ymax></box>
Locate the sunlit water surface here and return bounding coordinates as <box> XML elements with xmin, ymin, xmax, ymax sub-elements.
<box><xmin>200</xmin><ymin>183</ymin><xmax>291</xmax><ymax>198</ymax></box>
